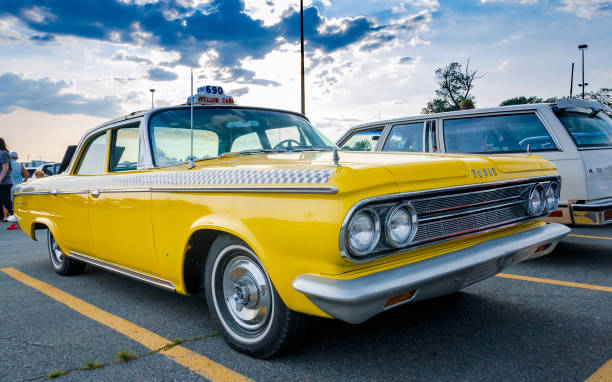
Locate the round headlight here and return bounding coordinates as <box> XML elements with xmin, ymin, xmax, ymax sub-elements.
<box><xmin>545</xmin><ymin>182</ymin><xmax>560</xmax><ymax>212</ymax></box>
<box><xmin>385</xmin><ymin>203</ymin><xmax>418</xmax><ymax>247</ymax></box>
<box><xmin>528</xmin><ymin>184</ymin><xmax>545</xmax><ymax>216</ymax></box>
<box><xmin>347</xmin><ymin>209</ymin><xmax>380</xmax><ymax>255</ymax></box>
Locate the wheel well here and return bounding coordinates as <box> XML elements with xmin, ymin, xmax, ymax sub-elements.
<box><xmin>183</xmin><ymin>229</ymin><xmax>224</xmax><ymax>295</ymax></box>
<box><xmin>32</xmin><ymin>222</ymin><xmax>48</xmax><ymax>240</ymax></box>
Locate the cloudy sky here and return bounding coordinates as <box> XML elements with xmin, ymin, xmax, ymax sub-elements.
<box><xmin>0</xmin><ymin>0</ymin><xmax>610</xmax><ymax>162</ymax></box>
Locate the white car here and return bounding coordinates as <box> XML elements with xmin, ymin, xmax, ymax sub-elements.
<box><xmin>338</xmin><ymin>98</ymin><xmax>612</xmax><ymax>225</ymax></box>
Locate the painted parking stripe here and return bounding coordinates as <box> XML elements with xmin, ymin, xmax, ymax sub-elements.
<box><xmin>568</xmin><ymin>234</ymin><xmax>612</xmax><ymax>241</ymax></box>
<box><xmin>587</xmin><ymin>359</ymin><xmax>612</xmax><ymax>382</ymax></box>
<box><xmin>0</xmin><ymin>267</ymin><xmax>251</xmax><ymax>382</ymax></box>
<box><xmin>496</xmin><ymin>273</ymin><xmax>612</xmax><ymax>293</ymax></box>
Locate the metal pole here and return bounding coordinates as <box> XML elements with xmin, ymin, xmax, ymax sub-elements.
<box><xmin>570</xmin><ymin>63</ymin><xmax>574</xmax><ymax>98</ymax></box>
<box><xmin>581</xmin><ymin>48</ymin><xmax>585</xmax><ymax>99</ymax></box>
<box><xmin>149</xmin><ymin>89</ymin><xmax>155</xmax><ymax>108</ymax></box>
<box><xmin>300</xmin><ymin>0</ymin><xmax>305</xmax><ymax>115</ymax></box>
<box><xmin>188</xmin><ymin>69</ymin><xmax>195</xmax><ymax>169</ymax></box>
<box><xmin>578</xmin><ymin>44</ymin><xmax>588</xmax><ymax>99</ymax></box>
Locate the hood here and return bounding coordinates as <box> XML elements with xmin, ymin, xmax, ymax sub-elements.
<box><xmin>188</xmin><ymin>151</ymin><xmax>556</xmax><ymax>194</ymax></box>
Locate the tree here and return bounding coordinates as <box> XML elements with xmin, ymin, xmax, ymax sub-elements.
<box><xmin>422</xmin><ymin>60</ymin><xmax>482</xmax><ymax>114</ymax></box>
<box><xmin>499</xmin><ymin>96</ymin><xmax>556</xmax><ymax>106</ymax></box>
<box><xmin>353</xmin><ymin>139</ymin><xmax>372</xmax><ymax>151</ymax></box>
<box><xmin>587</xmin><ymin>88</ymin><xmax>612</xmax><ymax>108</ymax></box>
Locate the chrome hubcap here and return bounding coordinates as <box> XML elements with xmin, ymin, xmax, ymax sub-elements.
<box><xmin>222</xmin><ymin>256</ymin><xmax>271</xmax><ymax>332</ymax></box>
<box><xmin>49</xmin><ymin>234</ymin><xmax>64</xmax><ymax>265</ymax></box>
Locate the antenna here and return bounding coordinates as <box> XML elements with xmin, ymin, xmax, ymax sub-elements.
<box><xmin>569</xmin><ymin>63</ymin><xmax>574</xmax><ymax>98</ymax></box>
<box><xmin>526</xmin><ymin>144</ymin><xmax>531</xmax><ymax>154</ymax></box>
<box><xmin>188</xmin><ymin>68</ymin><xmax>195</xmax><ymax>169</ymax></box>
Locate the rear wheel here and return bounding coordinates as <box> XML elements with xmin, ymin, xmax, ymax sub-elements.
<box><xmin>203</xmin><ymin>234</ymin><xmax>308</xmax><ymax>358</ymax></box>
<box><xmin>47</xmin><ymin>230</ymin><xmax>85</xmax><ymax>276</ymax></box>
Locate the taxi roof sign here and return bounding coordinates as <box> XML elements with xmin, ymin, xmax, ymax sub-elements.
<box><xmin>187</xmin><ymin>85</ymin><xmax>235</xmax><ymax>105</ymax></box>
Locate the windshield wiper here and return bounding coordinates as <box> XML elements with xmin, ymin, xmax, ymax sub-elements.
<box><xmin>287</xmin><ymin>148</ymin><xmax>335</xmax><ymax>152</ymax></box>
<box><xmin>218</xmin><ymin>148</ymin><xmax>286</xmax><ymax>158</ymax></box>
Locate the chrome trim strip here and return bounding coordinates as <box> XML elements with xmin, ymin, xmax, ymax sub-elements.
<box><xmin>151</xmin><ymin>186</ymin><xmax>339</xmax><ymax>194</ymax></box>
<box><xmin>339</xmin><ymin>175</ymin><xmax>560</xmax><ymax>262</ymax></box>
<box><xmin>418</xmin><ymin>199</ymin><xmax>524</xmax><ymax>223</ymax></box>
<box><xmin>15</xmin><ymin>186</ymin><xmax>338</xmax><ymax>196</ymax></box>
<box><xmin>296</xmin><ymin>223</ymin><xmax>571</xmax><ymax>324</ymax></box>
<box><xmin>68</xmin><ymin>251</ymin><xmax>176</xmax><ymax>291</ymax></box>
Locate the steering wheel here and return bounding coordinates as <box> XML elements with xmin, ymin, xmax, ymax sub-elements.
<box><xmin>273</xmin><ymin>139</ymin><xmax>301</xmax><ymax>150</ymax></box>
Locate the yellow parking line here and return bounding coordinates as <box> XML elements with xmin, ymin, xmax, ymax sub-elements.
<box><xmin>568</xmin><ymin>234</ymin><xmax>612</xmax><ymax>241</ymax></box>
<box><xmin>496</xmin><ymin>273</ymin><xmax>612</xmax><ymax>293</ymax></box>
<box><xmin>0</xmin><ymin>267</ymin><xmax>250</xmax><ymax>382</ymax></box>
<box><xmin>587</xmin><ymin>359</ymin><xmax>612</xmax><ymax>382</ymax></box>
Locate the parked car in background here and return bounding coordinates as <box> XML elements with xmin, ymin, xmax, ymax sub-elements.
<box><xmin>14</xmin><ymin>88</ymin><xmax>568</xmax><ymax>358</ymax></box>
<box><xmin>36</xmin><ymin>162</ymin><xmax>61</xmax><ymax>177</ymax></box>
<box><xmin>338</xmin><ymin>98</ymin><xmax>612</xmax><ymax>225</ymax></box>
<box><xmin>25</xmin><ymin>167</ymin><xmax>37</xmax><ymax>178</ymax></box>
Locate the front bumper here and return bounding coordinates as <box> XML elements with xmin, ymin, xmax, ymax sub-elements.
<box><xmin>293</xmin><ymin>223</ymin><xmax>570</xmax><ymax>324</ymax></box>
<box><xmin>571</xmin><ymin>201</ymin><xmax>612</xmax><ymax>225</ymax></box>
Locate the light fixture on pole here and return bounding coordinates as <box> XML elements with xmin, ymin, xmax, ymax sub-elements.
<box><xmin>578</xmin><ymin>44</ymin><xmax>588</xmax><ymax>99</ymax></box>
<box><xmin>149</xmin><ymin>88</ymin><xmax>155</xmax><ymax>108</ymax></box>
<box><xmin>300</xmin><ymin>0</ymin><xmax>305</xmax><ymax>115</ymax></box>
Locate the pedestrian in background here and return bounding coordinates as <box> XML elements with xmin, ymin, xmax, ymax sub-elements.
<box><xmin>10</xmin><ymin>152</ymin><xmax>29</xmax><ymax>196</ymax></box>
<box><xmin>0</xmin><ymin>138</ymin><xmax>14</xmax><ymax>222</ymax></box>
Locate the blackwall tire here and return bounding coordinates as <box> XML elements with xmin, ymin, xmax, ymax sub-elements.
<box><xmin>203</xmin><ymin>234</ymin><xmax>308</xmax><ymax>358</ymax></box>
<box><xmin>47</xmin><ymin>230</ymin><xmax>85</xmax><ymax>276</ymax></box>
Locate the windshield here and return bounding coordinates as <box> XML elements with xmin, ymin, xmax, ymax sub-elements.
<box><xmin>149</xmin><ymin>107</ymin><xmax>335</xmax><ymax>167</ymax></box>
<box><xmin>555</xmin><ymin>108</ymin><xmax>612</xmax><ymax>149</ymax></box>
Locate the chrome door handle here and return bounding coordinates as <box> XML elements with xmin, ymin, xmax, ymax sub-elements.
<box><xmin>91</xmin><ymin>189</ymin><xmax>100</xmax><ymax>197</ymax></box>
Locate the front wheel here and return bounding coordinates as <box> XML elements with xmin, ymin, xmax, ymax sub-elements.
<box><xmin>204</xmin><ymin>234</ymin><xmax>308</xmax><ymax>358</ymax></box>
<box><xmin>47</xmin><ymin>230</ymin><xmax>85</xmax><ymax>276</ymax></box>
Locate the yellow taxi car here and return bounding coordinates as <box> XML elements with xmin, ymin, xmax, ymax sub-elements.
<box><xmin>13</xmin><ymin>88</ymin><xmax>570</xmax><ymax>358</ymax></box>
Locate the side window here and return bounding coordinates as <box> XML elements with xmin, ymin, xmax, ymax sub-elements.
<box><xmin>443</xmin><ymin>113</ymin><xmax>557</xmax><ymax>154</ymax></box>
<box><xmin>383</xmin><ymin>123</ymin><xmax>424</xmax><ymax>152</ymax></box>
<box><xmin>341</xmin><ymin>129</ymin><xmax>382</xmax><ymax>151</ymax></box>
<box><xmin>76</xmin><ymin>133</ymin><xmax>108</xmax><ymax>175</ymax></box>
<box><xmin>232</xmin><ymin>132</ymin><xmax>262</xmax><ymax>152</ymax></box>
<box><xmin>110</xmin><ymin>126</ymin><xmax>139</xmax><ymax>172</ymax></box>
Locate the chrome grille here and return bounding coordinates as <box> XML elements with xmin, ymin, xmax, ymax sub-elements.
<box><xmin>411</xmin><ymin>184</ymin><xmax>530</xmax><ymax>214</ymax></box>
<box><xmin>413</xmin><ymin>203</ymin><xmax>526</xmax><ymax>244</ymax></box>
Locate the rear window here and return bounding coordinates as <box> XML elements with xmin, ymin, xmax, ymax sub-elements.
<box><xmin>556</xmin><ymin>109</ymin><xmax>612</xmax><ymax>148</ymax></box>
<box><xmin>443</xmin><ymin>113</ymin><xmax>557</xmax><ymax>154</ymax></box>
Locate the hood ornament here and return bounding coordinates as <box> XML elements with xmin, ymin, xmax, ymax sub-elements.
<box><xmin>332</xmin><ymin>148</ymin><xmax>340</xmax><ymax>167</ymax></box>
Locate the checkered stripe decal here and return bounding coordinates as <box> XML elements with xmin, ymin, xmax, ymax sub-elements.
<box><xmin>47</xmin><ymin>169</ymin><xmax>335</xmax><ymax>190</ymax></box>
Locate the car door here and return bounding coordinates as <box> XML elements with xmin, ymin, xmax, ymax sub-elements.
<box><xmin>86</xmin><ymin>124</ymin><xmax>159</xmax><ymax>275</ymax></box>
<box><xmin>51</xmin><ymin>133</ymin><xmax>107</xmax><ymax>254</ymax></box>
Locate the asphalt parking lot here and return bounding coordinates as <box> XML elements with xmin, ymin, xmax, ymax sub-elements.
<box><xmin>1</xmin><ymin>222</ymin><xmax>610</xmax><ymax>382</ymax></box>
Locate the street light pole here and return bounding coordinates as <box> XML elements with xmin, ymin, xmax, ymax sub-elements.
<box><xmin>578</xmin><ymin>44</ymin><xmax>588</xmax><ymax>99</ymax></box>
<box><xmin>149</xmin><ymin>88</ymin><xmax>155</xmax><ymax>108</ymax></box>
<box><xmin>300</xmin><ymin>0</ymin><xmax>305</xmax><ymax>115</ymax></box>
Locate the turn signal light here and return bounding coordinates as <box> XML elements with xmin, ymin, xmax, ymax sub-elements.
<box><xmin>384</xmin><ymin>290</ymin><xmax>416</xmax><ymax>308</ymax></box>
<box><xmin>548</xmin><ymin>210</ymin><xmax>563</xmax><ymax>218</ymax></box>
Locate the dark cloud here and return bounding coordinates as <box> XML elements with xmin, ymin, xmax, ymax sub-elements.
<box><xmin>0</xmin><ymin>72</ymin><xmax>122</xmax><ymax>117</ymax></box>
<box><xmin>29</xmin><ymin>34</ymin><xmax>55</xmax><ymax>42</ymax></box>
<box><xmin>0</xmin><ymin>0</ymin><xmax>394</xmax><ymax>78</ymax></box>
<box><xmin>113</xmin><ymin>52</ymin><xmax>153</xmax><ymax>65</ymax></box>
<box><xmin>360</xmin><ymin>42</ymin><xmax>383</xmax><ymax>52</ymax></box>
<box><xmin>399</xmin><ymin>56</ymin><xmax>415</xmax><ymax>64</ymax></box>
<box><xmin>229</xmin><ymin>87</ymin><xmax>249</xmax><ymax>97</ymax></box>
<box><xmin>216</xmin><ymin>67</ymin><xmax>280</xmax><ymax>87</ymax></box>
<box><xmin>148</xmin><ymin>67</ymin><xmax>179</xmax><ymax>81</ymax></box>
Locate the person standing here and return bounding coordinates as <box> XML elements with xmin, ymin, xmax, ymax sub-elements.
<box><xmin>0</xmin><ymin>138</ymin><xmax>14</xmax><ymax>222</ymax></box>
<box><xmin>10</xmin><ymin>151</ymin><xmax>29</xmax><ymax>200</ymax></box>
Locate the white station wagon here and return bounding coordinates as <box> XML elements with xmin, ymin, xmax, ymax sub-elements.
<box><xmin>338</xmin><ymin>99</ymin><xmax>612</xmax><ymax>225</ymax></box>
